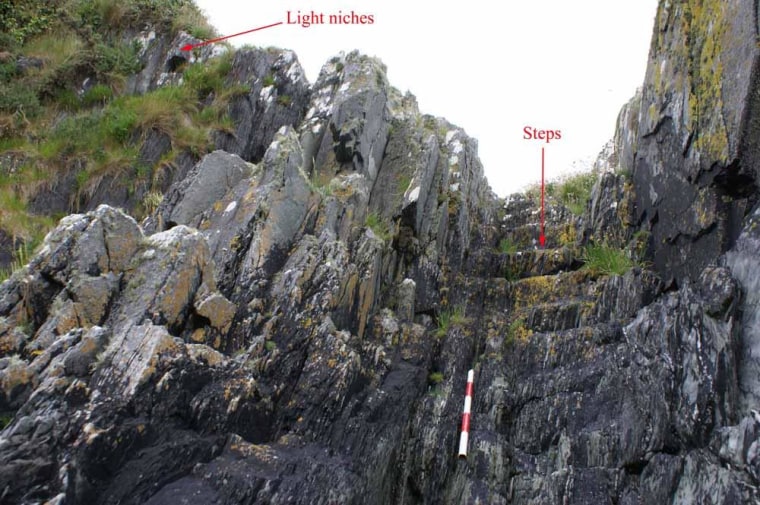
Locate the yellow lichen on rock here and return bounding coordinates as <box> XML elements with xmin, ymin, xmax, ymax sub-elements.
<box><xmin>684</xmin><ymin>0</ymin><xmax>729</xmax><ymax>162</ymax></box>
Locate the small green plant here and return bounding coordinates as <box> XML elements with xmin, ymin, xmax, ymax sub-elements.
<box><xmin>365</xmin><ymin>212</ymin><xmax>391</xmax><ymax>241</ymax></box>
<box><xmin>264</xmin><ymin>340</ymin><xmax>276</xmax><ymax>352</ymax></box>
<box><xmin>82</xmin><ymin>83</ymin><xmax>113</xmax><ymax>106</ymax></box>
<box><xmin>498</xmin><ymin>237</ymin><xmax>518</xmax><ymax>254</ymax></box>
<box><xmin>504</xmin><ymin>317</ymin><xmax>531</xmax><ymax>347</ymax></box>
<box><xmin>141</xmin><ymin>191</ymin><xmax>163</xmax><ymax>214</ymax></box>
<box><xmin>307</xmin><ymin>169</ymin><xmax>329</xmax><ymax>195</ymax></box>
<box><xmin>504</xmin><ymin>263</ymin><xmax>519</xmax><ymax>282</ymax></box>
<box><xmin>93</xmin><ymin>40</ymin><xmax>141</xmax><ymax>76</ymax></box>
<box><xmin>581</xmin><ymin>242</ymin><xmax>635</xmax><ymax>276</ymax></box>
<box><xmin>545</xmin><ymin>181</ymin><xmax>557</xmax><ymax>197</ymax></box>
<box><xmin>436</xmin><ymin>305</ymin><xmax>468</xmax><ymax>338</ymax></box>
<box><xmin>171</xmin><ymin>3</ymin><xmax>216</xmax><ymax>40</ymax></box>
<box><xmin>262</xmin><ymin>74</ymin><xmax>276</xmax><ymax>87</ymax></box>
<box><xmin>0</xmin><ymin>1</ymin><xmax>58</xmax><ymax>46</ymax></box>
<box><xmin>397</xmin><ymin>174</ymin><xmax>412</xmax><ymax>193</ymax></box>
<box><xmin>0</xmin><ymin>81</ymin><xmax>41</xmax><ymax>118</ymax></box>
<box><xmin>631</xmin><ymin>230</ymin><xmax>651</xmax><ymax>260</ymax></box>
<box><xmin>428</xmin><ymin>371</ymin><xmax>444</xmax><ymax>385</ymax></box>
<box><xmin>0</xmin><ymin>242</ymin><xmax>33</xmax><ymax>283</ymax></box>
<box><xmin>183</xmin><ymin>53</ymin><xmax>233</xmax><ymax>98</ymax></box>
<box><xmin>617</xmin><ymin>168</ymin><xmax>633</xmax><ymax>180</ymax></box>
<box><xmin>556</xmin><ymin>171</ymin><xmax>597</xmax><ymax>215</ymax></box>
<box><xmin>0</xmin><ymin>413</ymin><xmax>13</xmax><ymax>430</ymax></box>
<box><xmin>436</xmin><ymin>310</ymin><xmax>451</xmax><ymax>338</ymax></box>
<box><xmin>450</xmin><ymin>306</ymin><xmax>468</xmax><ymax>325</ymax></box>
<box><xmin>276</xmin><ymin>94</ymin><xmax>292</xmax><ymax>106</ymax></box>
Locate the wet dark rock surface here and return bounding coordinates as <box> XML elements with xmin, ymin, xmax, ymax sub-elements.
<box><xmin>3</xmin><ymin>1</ymin><xmax>760</xmax><ymax>504</ymax></box>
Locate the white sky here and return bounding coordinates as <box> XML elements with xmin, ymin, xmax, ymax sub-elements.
<box><xmin>194</xmin><ymin>1</ymin><xmax>659</xmax><ymax>196</ymax></box>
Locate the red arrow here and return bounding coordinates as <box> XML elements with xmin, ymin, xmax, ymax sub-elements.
<box><xmin>539</xmin><ymin>147</ymin><xmax>546</xmax><ymax>248</ymax></box>
<box><xmin>181</xmin><ymin>21</ymin><xmax>283</xmax><ymax>51</ymax></box>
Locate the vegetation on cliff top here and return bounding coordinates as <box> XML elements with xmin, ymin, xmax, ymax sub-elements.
<box><xmin>526</xmin><ymin>170</ymin><xmax>597</xmax><ymax>216</ymax></box>
<box><xmin>0</xmin><ymin>0</ymin><xmax>222</xmax><ymax>265</ymax></box>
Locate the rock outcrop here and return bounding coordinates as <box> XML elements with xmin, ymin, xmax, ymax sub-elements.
<box><xmin>2</xmin><ymin>1</ymin><xmax>760</xmax><ymax>504</ymax></box>
<box><xmin>633</xmin><ymin>0</ymin><xmax>760</xmax><ymax>283</ymax></box>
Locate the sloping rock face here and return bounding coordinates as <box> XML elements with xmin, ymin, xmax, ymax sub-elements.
<box><xmin>633</xmin><ymin>0</ymin><xmax>760</xmax><ymax>284</ymax></box>
<box><xmin>3</xmin><ymin>3</ymin><xmax>760</xmax><ymax>505</ymax></box>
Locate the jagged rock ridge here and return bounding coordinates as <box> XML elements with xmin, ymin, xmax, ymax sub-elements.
<box><xmin>1</xmin><ymin>1</ymin><xmax>760</xmax><ymax>504</ymax></box>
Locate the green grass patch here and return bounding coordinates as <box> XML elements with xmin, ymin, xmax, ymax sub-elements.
<box><xmin>171</xmin><ymin>2</ymin><xmax>216</xmax><ymax>40</ymax></box>
<box><xmin>0</xmin><ymin>81</ymin><xmax>42</xmax><ymax>118</ymax></box>
<box><xmin>0</xmin><ymin>137</ymin><xmax>27</xmax><ymax>152</ymax></box>
<box><xmin>0</xmin><ymin>413</ymin><xmax>13</xmax><ymax>430</ymax></box>
<box><xmin>504</xmin><ymin>317</ymin><xmax>531</xmax><ymax>347</ymax></box>
<box><xmin>436</xmin><ymin>305</ymin><xmax>468</xmax><ymax>338</ymax></box>
<box><xmin>92</xmin><ymin>40</ymin><xmax>141</xmax><ymax>77</ymax></box>
<box><xmin>183</xmin><ymin>52</ymin><xmax>233</xmax><ymax>99</ymax></box>
<box><xmin>0</xmin><ymin>0</ymin><xmax>235</xmax><ymax>247</ymax></box>
<box><xmin>23</xmin><ymin>31</ymin><xmax>84</xmax><ymax>69</ymax></box>
<box><xmin>0</xmin><ymin>187</ymin><xmax>55</xmax><ymax>262</ymax></box>
<box><xmin>0</xmin><ymin>1</ymin><xmax>58</xmax><ymax>46</ymax></box>
<box><xmin>365</xmin><ymin>212</ymin><xmax>391</xmax><ymax>242</ymax></box>
<box><xmin>428</xmin><ymin>371</ymin><xmax>444</xmax><ymax>385</ymax></box>
<box><xmin>0</xmin><ymin>242</ymin><xmax>34</xmax><ymax>283</ymax></box>
<box><xmin>498</xmin><ymin>237</ymin><xmax>518</xmax><ymax>254</ymax></box>
<box><xmin>581</xmin><ymin>242</ymin><xmax>635</xmax><ymax>276</ymax></box>
<box><xmin>504</xmin><ymin>263</ymin><xmax>519</xmax><ymax>282</ymax></box>
<box><xmin>557</xmin><ymin>171</ymin><xmax>596</xmax><ymax>215</ymax></box>
<box><xmin>397</xmin><ymin>174</ymin><xmax>412</xmax><ymax>194</ymax></box>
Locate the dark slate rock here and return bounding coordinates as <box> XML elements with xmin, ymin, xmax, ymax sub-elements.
<box><xmin>213</xmin><ymin>48</ymin><xmax>310</xmax><ymax>163</ymax></box>
<box><xmin>632</xmin><ymin>0</ymin><xmax>760</xmax><ymax>283</ymax></box>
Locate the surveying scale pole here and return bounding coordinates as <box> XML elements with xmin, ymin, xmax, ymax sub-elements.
<box><xmin>458</xmin><ymin>369</ymin><xmax>474</xmax><ymax>459</ymax></box>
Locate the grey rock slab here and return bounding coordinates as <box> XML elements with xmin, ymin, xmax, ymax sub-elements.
<box><xmin>726</xmin><ymin>205</ymin><xmax>760</xmax><ymax>412</ymax></box>
<box><xmin>164</xmin><ymin>150</ymin><xmax>253</xmax><ymax>228</ymax></box>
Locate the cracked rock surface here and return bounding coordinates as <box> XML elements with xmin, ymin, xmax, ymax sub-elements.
<box><xmin>3</xmin><ymin>1</ymin><xmax>760</xmax><ymax>503</ymax></box>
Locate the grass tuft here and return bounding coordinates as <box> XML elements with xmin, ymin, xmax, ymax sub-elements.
<box><xmin>436</xmin><ymin>306</ymin><xmax>468</xmax><ymax>338</ymax></box>
<box><xmin>498</xmin><ymin>237</ymin><xmax>518</xmax><ymax>254</ymax></box>
<box><xmin>428</xmin><ymin>372</ymin><xmax>444</xmax><ymax>385</ymax></box>
<box><xmin>581</xmin><ymin>242</ymin><xmax>635</xmax><ymax>276</ymax></box>
<box><xmin>504</xmin><ymin>317</ymin><xmax>532</xmax><ymax>347</ymax></box>
<box><xmin>172</xmin><ymin>3</ymin><xmax>216</xmax><ymax>40</ymax></box>
<box><xmin>365</xmin><ymin>212</ymin><xmax>391</xmax><ymax>242</ymax></box>
<box><xmin>557</xmin><ymin>171</ymin><xmax>596</xmax><ymax>215</ymax></box>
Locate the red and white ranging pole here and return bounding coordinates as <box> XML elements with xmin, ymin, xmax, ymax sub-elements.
<box><xmin>458</xmin><ymin>369</ymin><xmax>474</xmax><ymax>459</ymax></box>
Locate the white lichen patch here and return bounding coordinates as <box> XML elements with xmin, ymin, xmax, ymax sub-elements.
<box><xmin>224</xmin><ymin>201</ymin><xmax>238</xmax><ymax>214</ymax></box>
<box><xmin>82</xmin><ymin>422</ymin><xmax>104</xmax><ymax>445</ymax></box>
<box><xmin>406</xmin><ymin>186</ymin><xmax>420</xmax><ymax>203</ymax></box>
<box><xmin>136</xmin><ymin>30</ymin><xmax>156</xmax><ymax>56</ymax></box>
<box><xmin>156</xmin><ymin>72</ymin><xmax>172</xmax><ymax>87</ymax></box>
<box><xmin>260</xmin><ymin>85</ymin><xmax>274</xmax><ymax>103</ymax></box>
<box><xmin>147</xmin><ymin>225</ymin><xmax>199</xmax><ymax>249</ymax></box>
<box><xmin>210</xmin><ymin>45</ymin><xmax>229</xmax><ymax>58</ymax></box>
<box><xmin>287</xmin><ymin>62</ymin><xmax>305</xmax><ymax>84</ymax></box>
<box><xmin>450</xmin><ymin>140</ymin><xmax>464</xmax><ymax>155</ymax></box>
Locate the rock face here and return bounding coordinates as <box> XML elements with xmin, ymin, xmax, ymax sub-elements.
<box><xmin>3</xmin><ymin>2</ymin><xmax>760</xmax><ymax>504</ymax></box>
<box><xmin>633</xmin><ymin>0</ymin><xmax>760</xmax><ymax>283</ymax></box>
